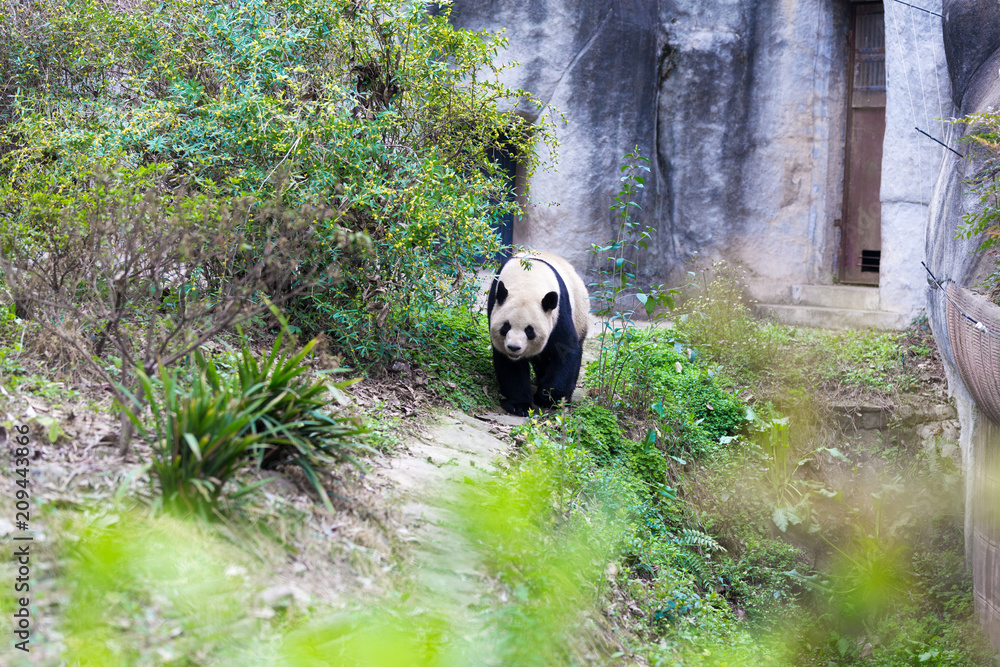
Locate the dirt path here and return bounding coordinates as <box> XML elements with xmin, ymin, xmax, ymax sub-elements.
<box><xmin>371</xmin><ymin>410</ymin><xmax>524</xmax><ymax>654</ymax></box>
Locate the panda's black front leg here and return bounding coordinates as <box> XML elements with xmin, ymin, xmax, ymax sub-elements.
<box><xmin>492</xmin><ymin>348</ymin><xmax>533</xmax><ymax>416</ymax></box>
<box><xmin>532</xmin><ymin>340</ymin><xmax>582</xmax><ymax>409</ymax></box>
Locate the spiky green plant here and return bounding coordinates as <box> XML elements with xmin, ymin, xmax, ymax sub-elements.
<box><xmin>124</xmin><ymin>363</ymin><xmax>267</xmax><ymax>516</ymax></box>
<box><xmin>227</xmin><ymin>332</ymin><xmax>368</xmax><ymax>511</ymax></box>
<box><xmin>122</xmin><ymin>332</ymin><xmax>366</xmax><ymax>514</ymax></box>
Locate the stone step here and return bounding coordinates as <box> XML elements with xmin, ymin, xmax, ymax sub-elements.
<box><xmin>755</xmin><ymin>303</ymin><xmax>908</xmax><ymax>331</ymax></box>
<box><xmin>790</xmin><ymin>284</ymin><xmax>880</xmax><ymax>310</ymax></box>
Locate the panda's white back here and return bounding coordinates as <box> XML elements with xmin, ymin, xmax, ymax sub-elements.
<box><xmin>512</xmin><ymin>251</ymin><xmax>589</xmax><ymax>343</ymax></box>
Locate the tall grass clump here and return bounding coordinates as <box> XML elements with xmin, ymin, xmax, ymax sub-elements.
<box><xmin>123</xmin><ymin>335</ymin><xmax>364</xmax><ymax>515</ymax></box>
<box><xmin>676</xmin><ymin>262</ymin><xmax>783</xmax><ymax>385</ymax></box>
<box><xmin>229</xmin><ymin>331</ymin><xmax>368</xmax><ymax>509</ymax></box>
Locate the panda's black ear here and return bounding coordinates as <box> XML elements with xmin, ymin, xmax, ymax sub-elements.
<box><xmin>495</xmin><ymin>281</ymin><xmax>508</xmax><ymax>305</ymax></box>
<box><xmin>541</xmin><ymin>291</ymin><xmax>558</xmax><ymax>312</ymax></box>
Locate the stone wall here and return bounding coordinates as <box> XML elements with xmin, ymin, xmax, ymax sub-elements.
<box><xmin>882</xmin><ymin>1</ymin><xmax>953</xmax><ymax>316</ymax></box>
<box><xmin>448</xmin><ymin>0</ymin><xmax>662</xmax><ymax>272</ymax></box>
<box><xmin>655</xmin><ymin>0</ymin><xmax>851</xmax><ymax>302</ymax></box>
<box><xmin>926</xmin><ymin>0</ymin><xmax>1000</xmax><ymax>646</ymax></box>
<box><xmin>450</xmin><ymin>0</ymin><xmax>950</xmax><ymax>324</ymax></box>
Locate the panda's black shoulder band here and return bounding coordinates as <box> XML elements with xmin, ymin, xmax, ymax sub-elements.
<box><xmin>495</xmin><ymin>281</ymin><xmax>508</xmax><ymax>305</ymax></box>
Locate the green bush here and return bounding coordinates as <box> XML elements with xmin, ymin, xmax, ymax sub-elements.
<box><xmin>569</xmin><ymin>404</ymin><xmax>668</xmax><ymax>490</ymax></box>
<box><xmin>626</xmin><ymin>433</ymin><xmax>669</xmax><ymax>492</ymax></box>
<box><xmin>586</xmin><ymin>328</ymin><xmax>747</xmax><ymax>457</ymax></box>
<box><xmin>0</xmin><ymin>0</ymin><xmax>555</xmax><ymax>361</ymax></box>
<box><xmin>571</xmin><ymin>404</ymin><xmax>628</xmax><ymax>465</ymax></box>
<box><xmin>717</xmin><ymin>537</ymin><xmax>803</xmax><ymax>627</ymax></box>
<box><xmin>663</xmin><ymin>364</ymin><xmax>746</xmax><ymax>440</ymax></box>
<box><xmin>405</xmin><ymin>304</ymin><xmax>497</xmax><ymax>413</ymax></box>
<box><xmin>588</xmin><ymin>150</ymin><xmax>677</xmax><ymax>408</ymax></box>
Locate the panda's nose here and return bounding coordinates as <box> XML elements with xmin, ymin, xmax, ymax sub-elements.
<box><xmin>506</xmin><ymin>343</ymin><xmax>522</xmax><ymax>352</ymax></box>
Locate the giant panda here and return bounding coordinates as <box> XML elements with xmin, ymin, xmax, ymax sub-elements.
<box><xmin>487</xmin><ymin>250</ymin><xmax>589</xmax><ymax>416</ymax></box>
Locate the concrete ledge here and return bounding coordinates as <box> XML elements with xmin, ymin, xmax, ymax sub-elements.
<box><xmin>755</xmin><ymin>303</ymin><xmax>909</xmax><ymax>331</ymax></box>
<box><xmin>791</xmin><ymin>285</ymin><xmax>880</xmax><ymax>310</ymax></box>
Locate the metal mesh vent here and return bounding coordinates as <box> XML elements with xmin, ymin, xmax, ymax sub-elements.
<box><xmin>945</xmin><ymin>284</ymin><xmax>1000</xmax><ymax>425</ymax></box>
<box><xmin>860</xmin><ymin>249</ymin><xmax>881</xmax><ymax>273</ymax></box>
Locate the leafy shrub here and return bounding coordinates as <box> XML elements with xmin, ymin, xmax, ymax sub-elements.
<box><xmin>0</xmin><ymin>0</ymin><xmax>555</xmax><ymax>362</ymax></box>
<box><xmin>0</xmin><ymin>169</ymin><xmax>331</xmax><ymax>362</ymax></box>
<box><xmin>569</xmin><ymin>404</ymin><xmax>668</xmax><ymax>491</ymax></box>
<box><xmin>586</xmin><ymin>328</ymin><xmax>747</xmax><ymax>457</ymax></box>
<box><xmin>717</xmin><ymin>536</ymin><xmax>803</xmax><ymax>627</ymax></box>
<box><xmin>626</xmin><ymin>431</ymin><xmax>669</xmax><ymax>492</ymax></box>
<box><xmin>666</xmin><ymin>367</ymin><xmax>746</xmax><ymax>440</ymax></box>
<box><xmin>405</xmin><ymin>304</ymin><xmax>497</xmax><ymax>413</ymax></box>
<box><xmin>571</xmin><ymin>404</ymin><xmax>628</xmax><ymax>465</ymax></box>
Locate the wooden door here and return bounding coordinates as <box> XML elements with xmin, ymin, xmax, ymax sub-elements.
<box><xmin>840</xmin><ymin>3</ymin><xmax>886</xmax><ymax>285</ymax></box>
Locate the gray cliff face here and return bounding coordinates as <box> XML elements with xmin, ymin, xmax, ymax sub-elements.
<box><xmin>448</xmin><ymin>0</ymin><xmax>662</xmax><ymax>272</ymax></box>
<box><xmin>656</xmin><ymin>1</ymin><xmax>757</xmax><ymax>279</ymax></box>
<box><xmin>927</xmin><ymin>0</ymin><xmax>1000</xmax><ymax>371</ymax></box>
<box><xmin>714</xmin><ymin>0</ymin><xmax>850</xmax><ymax>301</ymax></box>
<box><xmin>450</xmin><ymin>0</ymin><xmax>948</xmax><ymax>322</ymax></box>
<box><xmin>942</xmin><ymin>0</ymin><xmax>1000</xmax><ymax>108</ymax></box>
<box><xmin>881</xmin><ymin>2</ymin><xmax>953</xmax><ymax>318</ymax></box>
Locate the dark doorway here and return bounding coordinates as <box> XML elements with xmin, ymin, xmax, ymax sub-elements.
<box><xmin>840</xmin><ymin>3</ymin><xmax>885</xmax><ymax>285</ymax></box>
<box><xmin>486</xmin><ymin>144</ymin><xmax>519</xmax><ymax>262</ymax></box>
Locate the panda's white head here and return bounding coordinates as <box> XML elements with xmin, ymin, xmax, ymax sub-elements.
<box><xmin>489</xmin><ymin>259</ymin><xmax>561</xmax><ymax>361</ymax></box>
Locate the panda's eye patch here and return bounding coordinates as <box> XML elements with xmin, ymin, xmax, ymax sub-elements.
<box><xmin>525</xmin><ymin>325</ymin><xmax>536</xmax><ymax>340</ymax></box>
<box><xmin>499</xmin><ymin>321</ymin><xmax>511</xmax><ymax>336</ymax></box>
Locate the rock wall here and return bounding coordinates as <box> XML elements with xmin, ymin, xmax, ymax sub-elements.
<box><xmin>450</xmin><ymin>0</ymin><xmax>950</xmax><ymax>324</ymax></box>
<box><xmin>881</xmin><ymin>1</ymin><xmax>953</xmax><ymax>316</ymax></box>
<box><xmin>447</xmin><ymin>0</ymin><xmax>662</xmax><ymax>272</ymax></box>
<box><xmin>927</xmin><ymin>0</ymin><xmax>1000</xmax><ymax>646</ymax></box>
<box><xmin>656</xmin><ymin>0</ymin><xmax>850</xmax><ymax>302</ymax></box>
